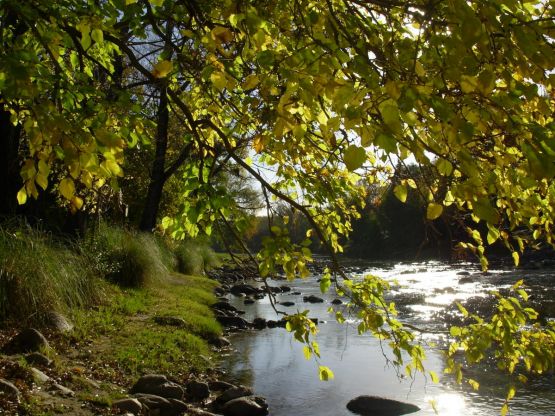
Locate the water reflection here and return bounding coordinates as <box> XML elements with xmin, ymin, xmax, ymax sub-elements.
<box><xmin>220</xmin><ymin>261</ymin><xmax>555</xmax><ymax>415</ymax></box>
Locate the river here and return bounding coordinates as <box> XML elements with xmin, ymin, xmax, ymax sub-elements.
<box><xmin>220</xmin><ymin>260</ymin><xmax>555</xmax><ymax>415</ymax></box>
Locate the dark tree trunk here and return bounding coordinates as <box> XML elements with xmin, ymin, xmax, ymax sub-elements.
<box><xmin>139</xmin><ymin>86</ymin><xmax>170</xmax><ymax>232</ymax></box>
<box><xmin>0</xmin><ymin>106</ymin><xmax>22</xmax><ymax>218</ymax></box>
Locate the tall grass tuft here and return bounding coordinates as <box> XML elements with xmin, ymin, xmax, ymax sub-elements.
<box><xmin>90</xmin><ymin>224</ymin><xmax>173</xmax><ymax>287</ymax></box>
<box><xmin>174</xmin><ymin>238</ymin><xmax>221</xmax><ymax>275</ymax></box>
<box><xmin>0</xmin><ymin>221</ymin><xmax>102</xmax><ymax>324</ymax></box>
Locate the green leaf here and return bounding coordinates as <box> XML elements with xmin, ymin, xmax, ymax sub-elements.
<box><xmin>393</xmin><ymin>184</ymin><xmax>408</xmax><ymax>203</ymax></box>
<box><xmin>436</xmin><ymin>158</ymin><xmax>453</xmax><ymax>176</ymax></box>
<box><xmin>211</xmin><ymin>71</ymin><xmax>228</xmax><ymax>91</ymax></box>
<box><xmin>91</xmin><ymin>28</ymin><xmax>103</xmax><ymax>44</ymax></box>
<box><xmin>426</xmin><ymin>203</ymin><xmax>443</xmax><ymax>220</ymax></box>
<box><xmin>152</xmin><ymin>60</ymin><xmax>173</xmax><ymax>78</ymax></box>
<box><xmin>344</xmin><ymin>145</ymin><xmax>366</xmax><ymax>171</ymax></box>
<box><xmin>320</xmin><ymin>276</ymin><xmax>331</xmax><ymax>293</ymax></box>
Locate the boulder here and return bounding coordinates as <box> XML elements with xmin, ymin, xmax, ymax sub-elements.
<box><xmin>252</xmin><ymin>318</ymin><xmax>267</xmax><ymax>330</ymax></box>
<box><xmin>346</xmin><ymin>395</ymin><xmax>420</xmax><ymax>416</ymax></box>
<box><xmin>230</xmin><ymin>284</ymin><xmax>259</xmax><ymax>296</ymax></box>
<box><xmin>186</xmin><ymin>380</ymin><xmax>210</xmax><ymax>401</ymax></box>
<box><xmin>30</xmin><ymin>367</ymin><xmax>50</xmax><ymax>384</ymax></box>
<box><xmin>216</xmin><ymin>315</ymin><xmax>249</xmax><ymax>329</ymax></box>
<box><xmin>0</xmin><ymin>379</ymin><xmax>20</xmax><ymax>399</ymax></box>
<box><xmin>44</xmin><ymin>311</ymin><xmax>74</xmax><ymax>333</ymax></box>
<box><xmin>279</xmin><ymin>301</ymin><xmax>295</xmax><ymax>307</ymax></box>
<box><xmin>134</xmin><ymin>393</ymin><xmax>188</xmax><ymax>415</ymax></box>
<box><xmin>212</xmin><ymin>301</ymin><xmax>239</xmax><ymax>313</ymax></box>
<box><xmin>130</xmin><ymin>374</ymin><xmax>185</xmax><ymax>399</ymax></box>
<box><xmin>25</xmin><ymin>352</ymin><xmax>52</xmax><ymax>367</ymax></box>
<box><xmin>303</xmin><ymin>295</ymin><xmax>324</xmax><ymax>303</ymax></box>
<box><xmin>153</xmin><ymin>316</ymin><xmax>187</xmax><ymax>327</ymax></box>
<box><xmin>208</xmin><ymin>380</ymin><xmax>234</xmax><ymax>391</ymax></box>
<box><xmin>113</xmin><ymin>398</ymin><xmax>143</xmax><ymax>414</ymax></box>
<box><xmin>280</xmin><ymin>285</ymin><xmax>292</xmax><ymax>292</ymax></box>
<box><xmin>331</xmin><ymin>298</ymin><xmax>343</xmax><ymax>305</ymax></box>
<box><xmin>2</xmin><ymin>328</ymin><xmax>50</xmax><ymax>354</ymax></box>
<box><xmin>222</xmin><ymin>396</ymin><xmax>269</xmax><ymax>416</ymax></box>
<box><xmin>216</xmin><ymin>386</ymin><xmax>253</xmax><ymax>404</ymax></box>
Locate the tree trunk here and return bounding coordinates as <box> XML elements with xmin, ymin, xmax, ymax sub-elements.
<box><xmin>0</xmin><ymin>107</ymin><xmax>22</xmax><ymax>217</ymax></box>
<box><xmin>139</xmin><ymin>86</ymin><xmax>169</xmax><ymax>232</ymax></box>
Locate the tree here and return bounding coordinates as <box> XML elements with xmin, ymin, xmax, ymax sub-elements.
<box><xmin>2</xmin><ymin>0</ymin><xmax>554</xmax><ymax>409</ymax></box>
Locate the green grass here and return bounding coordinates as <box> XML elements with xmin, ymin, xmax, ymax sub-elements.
<box><xmin>0</xmin><ymin>221</ymin><xmax>103</xmax><ymax>324</ymax></box>
<box><xmin>174</xmin><ymin>238</ymin><xmax>222</xmax><ymax>275</ymax></box>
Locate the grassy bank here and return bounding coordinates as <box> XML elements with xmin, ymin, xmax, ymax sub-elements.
<box><xmin>0</xmin><ymin>221</ymin><xmax>224</xmax><ymax>414</ymax></box>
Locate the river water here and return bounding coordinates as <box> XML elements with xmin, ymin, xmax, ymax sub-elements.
<box><xmin>220</xmin><ymin>260</ymin><xmax>555</xmax><ymax>416</ymax></box>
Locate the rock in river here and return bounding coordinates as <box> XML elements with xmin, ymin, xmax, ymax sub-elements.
<box><xmin>346</xmin><ymin>395</ymin><xmax>420</xmax><ymax>416</ymax></box>
<box><xmin>303</xmin><ymin>295</ymin><xmax>324</xmax><ymax>303</ymax></box>
<box><xmin>222</xmin><ymin>396</ymin><xmax>269</xmax><ymax>416</ymax></box>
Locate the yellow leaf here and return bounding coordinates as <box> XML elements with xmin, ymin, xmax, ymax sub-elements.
<box><xmin>210</xmin><ymin>71</ymin><xmax>228</xmax><ymax>91</ymax></box>
<box><xmin>72</xmin><ymin>196</ymin><xmax>84</xmax><ymax>210</ymax></box>
<box><xmin>427</xmin><ymin>202</ymin><xmax>443</xmax><ymax>220</ymax></box>
<box><xmin>460</xmin><ymin>75</ymin><xmax>478</xmax><ymax>93</ymax></box>
<box><xmin>242</xmin><ymin>74</ymin><xmax>259</xmax><ymax>90</ymax></box>
<box><xmin>253</xmin><ymin>135</ymin><xmax>265</xmax><ymax>153</ymax></box>
<box><xmin>59</xmin><ymin>178</ymin><xmax>75</xmax><ymax>200</ymax></box>
<box><xmin>35</xmin><ymin>173</ymin><xmax>48</xmax><ymax>190</ymax></box>
<box><xmin>429</xmin><ymin>371</ymin><xmax>439</xmax><ymax>383</ymax></box>
<box><xmin>512</xmin><ymin>251</ymin><xmax>520</xmax><ymax>267</ymax></box>
<box><xmin>211</xmin><ymin>26</ymin><xmax>233</xmax><ymax>44</ymax></box>
<box><xmin>152</xmin><ymin>60</ymin><xmax>173</xmax><ymax>78</ymax></box>
<box><xmin>393</xmin><ymin>184</ymin><xmax>408</xmax><ymax>203</ymax></box>
<box><xmin>17</xmin><ymin>188</ymin><xmax>27</xmax><ymax>205</ymax></box>
<box><xmin>125</xmin><ymin>0</ymin><xmax>138</xmax><ymax>4</ymax></box>
<box><xmin>318</xmin><ymin>366</ymin><xmax>335</xmax><ymax>381</ymax></box>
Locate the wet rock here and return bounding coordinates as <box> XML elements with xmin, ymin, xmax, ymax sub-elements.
<box><xmin>392</xmin><ymin>292</ymin><xmax>426</xmax><ymax>306</ymax></box>
<box><xmin>216</xmin><ymin>315</ymin><xmax>249</xmax><ymax>329</ymax></box>
<box><xmin>134</xmin><ymin>393</ymin><xmax>188</xmax><ymax>415</ymax></box>
<box><xmin>279</xmin><ymin>301</ymin><xmax>295</xmax><ymax>307</ymax></box>
<box><xmin>2</xmin><ymin>328</ymin><xmax>50</xmax><ymax>354</ymax></box>
<box><xmin>222</xmin><ymin>396</ymin><xmax>269</xmax><ymax>416</ymax></box>
<box><xmin>266</xmin><ymin>319</ymin><xmax>287</xmax><ymax>328</ymax></box>
<box><xmin>214</xmin><ymin>287</ymin><xmax>226</xmax><ymax>296</ymax></box>
<box><xmin>113</xmin><ymin>398</ymin><xmax>143</xmax><ymax>414</ymax></box>
<box><xmin>216</xmin><ymin>385</ymin><xmax>253</xmax><ymax>404</ymax></box>
<box><xmin>0</xmin><ymin>379</ymin><xmax>20</xmax><ymax>399</ymax></box>
<box><xmin>291</xmin><ymin>291</ymin><xmax>302</xmax><ymax>295</ymax></box>
<box><xmin>50</xmin><ymin>383</ymin><xmax>75</xmax><ymax>397</ymax></box>
<box><xmin>280</xmin><ymin>285</ymin><xmax>292</xmax><ymax>292</ymax></box>
<box><xmin>153</xmin><ymin>316</ymin><xmax>186</xmax><ymax>327</ymax></box>
<box><xmin>30</xmin><ymin>367</ymin><xmax>50</xmax><ymax>384</ymax></box>
<box><xmin>244</xmin><ymin>298</ymin><xmax>255</xmax><ymax>305</ymax></box>
<box><xmin>303</xmin><ymin>295</ymin><xmax>324</xmax><ymax>303</ymax></box>
<box><xmin>212</xmin><ymin>301</ymin><xmax>239</xmax><ymax>313</ymax></box>
<box><xmin>44</xmin><ymin>311</ymin><xmax>74</xmax><ymax>333</ymax></box>
<box><xmin>25</xmin><ymin>352</ymin><xmax>52</xmax><ymax>367</ymax></box>
<box><xmin>130</xmin><ymin>374</ymin><xmax>185</xmax><ymax>399</ymax></box>
<box><xmin>186</xmin><ymin>380</ymin><xmax>210</xmax><ymax>401</ymax></box>
<box><xmin>209</xmin><ymin>336</ymin><xmax>231</xmax><ymax>348</ymax></box>
<box><xmin>254</xmin><ymin>293</ymin><xmax>265</xmax><ymax>300</ymax></box>
<box><xmin>252</xmin><ymin>318</ymin><xmax>267</xmax><ymax>330</ymax></box>
<box><xmin>331</xmin><ymin>298</ymin><xmax>343</xmax><ymax>305</ymax></box>
<box><xmin>208</xmin><ymin>380</ymin><xmax>234</xmax><ymax>391</ymax></box>
<box><xmin>346</xmin><ymin>395</ymin><xmax>420</xmax><ymax>415</ymax></box>
<box><xmin>459</xmin><ymin>276</ymin><xmax>475</xmax><ymax>284</ymax></box>
<box><xmin>230</xmin><ymin>284</ymin><xmax>259</xmax><ymax>296</ymax></box>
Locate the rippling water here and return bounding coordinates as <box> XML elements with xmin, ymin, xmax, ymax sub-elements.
<box><xmin>220</xmin><ymin>260</ymin><xmax>555</xmax><ymax>416</ymax></box>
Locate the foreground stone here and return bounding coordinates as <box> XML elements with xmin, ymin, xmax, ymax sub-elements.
<box><xmin>44</xmin><ymin>311</ymin><xmax>74</xmax><ymax>333</ymax></box>
<box><xmin>133</xmin><ymin>393</ymin><xmax>188</xmax><ymax>415</ymax></box>
<box><xmin>222</xmin><ymin>396</ymin><xmax>269</xmax><ymax>416</ymax></box>
<box><xmin>186</xmin><ymin>379</ymin><xmax>210</xmax><ymax>401</ymax></box>
<box><xmin>346</xmin><ymin>395</ymin><xmax>420</xmax><ymax>416</ymax></box>
<box><xmin>112</xmin><ymin>398</ymin><xmax>143</xmax><ymax>414</ymax></box>
<box><xmin>216</xmin><ymin>385</ymin><xmax>253</xmax><ymax>404</ymax></box>
<box><xmin>130</xmin><ymin>374</ymin><xmax>185</xmax><ymax>399</ymax></box>
<box><xmin>25</xmin><ymin>352</ymin><xmax>52</xmax><ymax>367</ymax></box>
<box><xmin>216</xmin><ymin>315</ymin><xmax>249</xmax><ymax>329</ymax></box>
<box><xmin>0</xmin><ymin>378</ymin><xmax>20</xmax><ymax>399</ymax></box>
<box><xmin>2</xmin><ymin>328</ymin><xmax>50</xmax><ymax>353</ymax></box>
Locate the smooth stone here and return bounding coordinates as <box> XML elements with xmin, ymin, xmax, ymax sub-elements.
<box><xmin>153</xmin><ymin>316</ymin><xmax>186</xmax><ymax>327</ymax></box>
<box><xmin>252</xmin><ymin>318</ymin><xmax>267</xmax><ymax>330</ymax></box>
<box><xmin>208</xmin><ymin>380</ymin><xmax>234</xmax><ymax>391</ymax></box>
<box><xmin>113</xmin><ymin>398</ymin><xmax>143</xmax><ymax>414</ymax></box>
<box><xmin>44</xmin><ymin>311</ymin><xmax>74</xmax><ymax>333</ymax></box>
<box><xmin>216</xmin><ymin>386</ymin><xmax>253</xmax><ymax>404</ymax></box>
<box><xmin>244</xmin><ymin>298</ymin><xmax>255</xmax><ymax>305</ymax></box>
<box><xmin>188</xmin><ymin>407</ymin><xmax>221</xmax><ymax>416</ymax></box>
<box><xmin>2</xmin><ymin>328</ymin><xmax>50</xmax><ymax>353</ymax></box>
<box><xmin>291</xmin><ymin>291</ymin><xmax>302</xmax><ymax>295</ymax></box>
<box><xmin>209</xmin><ymin>336</ymin><xmax>231</xmax><ymax>348</ymax></box>
<box><xmin>212</xmin><ymin>301</ymin><xmax>238</xmax><ymax>312</ymax></box>
<box><xmin>280</xmin><ymin>285</ymin><xmax>292</xmax><ymax>292</ymax></box>
<box><xmin>130</xmin><ymin>374</ymin><xmax>185</xmax><ymax>399</ymax></box>
<box><xmin>0</xmin><ymin>378</ymin><xmax>20</xmax><ymax>398</ymax></box>
<box><xmin>346</xmin><ymin>395</ymin><xmax>420</xmax><ymax>416</ymax></box>
<box><xmin>230</xmin><ymin>284</ymin><xmax>259</xmax><ymax>296</ymax></box>
<box><xmin>134</xmin><ymin>393</ymin><xmax>188</xmax><ymax>415</ymax></box>
<box><xmin>25</xmin><ymin>352</ymin><xmax>52</xmax><ymax>367</ymax></box>
<box><xmin>222</xmin><ymin>396</ymin><xmax>268</xmax><ymax>416</ymax></box>
<box><xmin>50</xmin><ymin>383</ymin><xmax>75</xmax><ymax>397</ymax></box>
<box><xmin>266</xmin><ymin>319</ymin><xmax>286</xmax><ymax>328</ymax></box>
<box><xmin>279</xmin><ymin>301</ymin><xmax>295</xmax><ymax>307</ymax></box>
<box><xmin>186</xmin><ymin>380</ymin><xmax>210</xmax><ymax>401</ymax></box>
<box><xmin>30</xmin><ymin>367</ymin><xmax>50</xmax><ymax>384</ymax></box>
<box><xmin>303</xmin><ymin>295</ymin><xmax>324</xmax><ymax>303</ymax></box>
